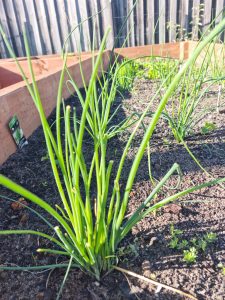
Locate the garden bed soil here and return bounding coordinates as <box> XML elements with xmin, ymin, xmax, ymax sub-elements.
<box><xmin>0</xmin><ymin>79</ymin><xmax>225</xmax><ymax>299</ymax></box>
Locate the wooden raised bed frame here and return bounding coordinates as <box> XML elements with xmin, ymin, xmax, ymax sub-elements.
<box><xmin>0</xmin><ymin>41</ymin><xmax>223</xmax><ymax>165</ymax></box>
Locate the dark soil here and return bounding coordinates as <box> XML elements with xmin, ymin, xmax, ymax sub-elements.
<box><xmin>0</xmin><ymin>79</ymin><xmax>225</xmax><ymax>300</ymax></box>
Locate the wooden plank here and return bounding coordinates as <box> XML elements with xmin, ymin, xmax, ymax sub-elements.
<box><xmin>44</xmin><ymin>0</ymin><xmax>62</xmax><ymax>53</ymax></box>
<box><xmin>159</xmin><ymin>0</ymin><xmax>166</xmax><ymax>43</ymax></box>
<box><xmin>112</xmin><ymin>0</ymin><xmax>127</xmax><ymax>47</ymax></box>
<box><xmin>216</xmin><ymin>0</ymin><xmax>224</xmax><ymax>23</ymax></box>
<box><xmin>136</xmin><ymin>0</ymin><xmax>145</xmax><ymax>45</ymax></box>
<box><xmin>127</xmin><ymin>0</ymin><xmax>135</xmax><ymax>47</ymax></box>
<box><xmin>76</xmin><ymin>0</ymin><xmax>91</xmax><ymax>51</ymax></box>
<box><xmin>87</xmin><ymin>0</ymin><xmax>102</xmax><ymax>49</ymax></box>
<box><xmin>0</xmin><ymin>3</ymin><xmax>9</xmax><ymax>58</ymax></box>
<box><xmin>202</xmin><ymin>0</ymin><xmax>212</xmax><ymax>33</ymax></box>
<box><xmin>3</xmin><ymin>0</ymin><xmax>24</xmax><ymax>57</ymax></box>
<box><xmin>54</xmin><ymin>0</ymin><xmax>71</xmax><ymax>52</ymax></box>
<box><xmin>0</xmin><ymin>0</ymin><xmax>13</xmax><ymax>55</ymax></box>
<box><xmin>120</xmin><ymin>0</ymin><xmax>127</xmax><ymax>47</ymax></box>
<box><xmin>13</xmin><ymin>0</ymin><xmax>32</xmax><ymax>54</ymax></box>
<box><xmin>22</xmin><ymin>0</ymin><xmax>43</xmax><ymax>55</ymax></box>
<box><xmin>100</xmin><ymin>0</ymin><xmax>114</xmax><ymax>48</ymax></box>
<box><xmin>179</xmin><ymin>0</ymin><xmax>189</xmax><ymax>40</ymax></box>
<box><xmin>114</xmin><ymin>42</ymin><xmax>181</xmax><ymax>59</ymax></box>
<box><xmin>191</xmin><ymin>0</ymin><xmax>200</xmax><ymax>40</ymax></box>
<box><xmin>215</xmin><ymin>0</ymin><xmax>225</xmax><ymax>40</ymax></box>
<box><xmin>34</xmin><ymin>0</ymin><xmax>53</xmax><ymax>54</ymax></box>
<box><xmin>146</xmin><ymin>0</ymin><xmax>154</xmax><ymax>44</ymax></box>
<box><xmin>67</xmin><ymin>0</ymin><xmax>81</xmax><ymax>52</ymax></box>
<box><xmin>169</xmin><ymin>0</ymin><xmax>177</xmax><ymax>42</ymax></box>
<box><xmin>0</xmin><ymin>31</ymin><xmax>7</xmax><ymax>58</ymax></box>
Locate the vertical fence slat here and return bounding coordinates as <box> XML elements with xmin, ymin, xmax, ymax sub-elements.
<box><xmin>0</xmin><ymin>30</ymin><xmax>7</xmax><ymax>58</ymax></box>
<box><xmin>215</xmin><ymin>0</ymin><xmax>225</xmax><ymax>41</ymax></box>
<box><xmin>88</xmin><ymin>0</ymin><xmax>101</xmax><ymax>49</ymax></box>
<box><xmin>179</xmin><ymin>0</ymin><xmax>189</xmax><ymax>40</ymax></box>
<box><xmin>203</xmin><ymin>0</ymin><xmax>213</xmax><ymax>33</ymax></box>
<box><xmin>44</xmin><ymin>0</ymin><xmax>62</xmax><ymax>53</ymax></box>
<box><xmin>55</xmin><ymin>0</ymin><xmax>73</xmax><ymax>52</ymax></box>
<box><xmin>55</xmin><ymin>0</ymin><xmax>71</xmax><ymax>52</ymax></box>
<box><xmin>192</xmin><ymin>0</ymin><xmax>200</xmax><ymax>40</ymax></box>
<box><xmin>169</xmin><ymin>0</ymin><xmax>177</xmax><ymax>42</ymax></box>
<box><xmin>0</xmin><ymin>35</ymin><xmax>6</xmax><ymax>58</ymax></box>
<box><xmin>136</xmin><ymin>0</ymin><xmax>144</xmax><ymax>45</ymax></box>
<box><xmin>0</xmin><ymin>1</ymin><xmax>13</xmax><ymax>55</ymax></box>
<box><xmin>4</xmin><ymin>0</ymin><xmax>24</xmax><ymax>56</ymax></box>
<box><xmin>127</xmin><ymin>0</ymin><xmax>135</xmax><ymax>47</ymax></box>
<box><xmin>22</xmin><ymin>0</ymin><xmax>43</xmax><ymax>55</ymax></box>
<box><xmin>159</xmin><ymin>0</ymin><xmax>166</xmax><ymax>43</ymax></box>
<box><xmin>112</xmin><ymin>0</ymin><xmax>127</xmax><ymax>47</ymax></box>
<box><xmin>67</xmin><ymin>0</ymin><xmax>81</xmax><ymax>52</ymax></box>
<box><xmin>13</xmin><ymin>0</ymin><xmax>31</xmax><ymax>54</ymax></box>
<box><xmin>34</xmin><ymin>0</ymin><xmax>53</xmax><ymax>55</ymax></box>
<box><xmin>121</xmin><ymin>0</ymin><xmax>127</xmax><ymax>47</ymax></box>
<box><xmin>216</xmin><ymin>0</ymin><xmax>224</xmax><ymax>23</ymax></box>
<box><xmin>0</xmin><ymin>2</ymin><xmax>10</xmax><ymax>58</ymax></box>
<box><xmin>77</xmin><ymin>0</ymin><xmax>91</xmax><ymax>51</ymax></box>
<box><xmin>146</xmin><ymin>0</ymin><xmax>155</xmax><ymax>44</ymax></box>
<box><xmin>99</xmin><ymin>0</ymin><xmax>114</xmax><ymax>48</ymax></box>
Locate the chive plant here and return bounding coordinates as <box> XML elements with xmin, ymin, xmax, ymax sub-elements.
<box><xmin>116</xmin><ymin>59</ymin><xmax>140</xmax><ymax>92</ymax></box>
<box><xmin>161</xmin><ymin>40</ymin><xmax>225</xmax><ymax>142</ymax></box>
<box><xmin>141</xmin><ymin>57</ymin><xmax>179</xmax><ymax>87</ymax></box>
<box><xmin>0</xmin><ymin>20</ymin><xmax>225</xmax><ymax>283</ymax></box>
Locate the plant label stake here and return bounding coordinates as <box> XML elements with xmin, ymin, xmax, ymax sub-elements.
<box><xmin>9</xmin><ymin>115</ymin><xmax>28</xmax><ymax>148</ymax></box>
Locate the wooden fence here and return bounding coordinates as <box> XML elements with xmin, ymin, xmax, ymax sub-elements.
<box><xmin>0</xmin><ymin>0</ymin><xmax>224</xmax><ymax>58</ymax></box>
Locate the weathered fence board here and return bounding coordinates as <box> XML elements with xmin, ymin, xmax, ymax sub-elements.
<box><xmin>35</xmin><ymin>1</ymin><xmax>53</xmax><ymax>54</ymax></box>
<box><xmin>146</xmin><ymin>0</ymin><xmax>155</xmax><ymax>45</ymax></box>
<box><xmin>169</xmin><ymin>0</ymin><xmax>178</xmax><ymax>42</ymax></box>
<box><xmin>159</xmin><ymin>0</ymin><xmax>166</xmax><ymax>44</ymax></box>
<box><xmin>0</xmin><ymin>0</ymin><xmax>224</xmax><ymax>58</ymax></box>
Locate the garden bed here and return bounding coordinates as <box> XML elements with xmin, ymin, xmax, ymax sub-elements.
<box><xmin>0</xmin><ymin>51</ymin><xmax>110</xmax><ymax>165</ymax></box>
<box><xmin>0</xmin><ymin>76</ymin><xmax>225</xmax><ymax>299</ymax></box>
<box><xmin>0</xmin><ymin>41</ymin><xmax>205</xmax><ymax>165</ymax></box>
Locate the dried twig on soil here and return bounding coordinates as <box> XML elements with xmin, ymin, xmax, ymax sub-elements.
<box><xmin>113</xmin><ymin>265</ymin><xmax>197</xmax><ymax>300</ymax></box>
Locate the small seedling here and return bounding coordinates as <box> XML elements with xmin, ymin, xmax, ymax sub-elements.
<box><xmin>169</xmin><ymin>225</ymin><xmax>217</xmax><ymax>263</ymax></box>
<box><xmin>177</xmin><ymin>239</ymin><xmax>189</xmax><ymax>250</ymax></box>
<box><xmin>41</xmin><ymin>153</ymin><xmax>49</xmax><ymax>161</ymax></box>
<box><xmin>169</xmin><ymin>237</ymin><xmax>179</xmax><ymax>249</ymax></box>
<box><xmin>183</xmin><ymin>247</ymin><xmax>198</xmax><ymax>264</ymax></box>
<box><xmin>204</xmin><ymin>232</ymin><xmax>217</xmax><ymax>243</ymax></box>
<box><xmin>218</xmin><ymin>263</ymin><xmax>225</xmax><ymax>275</ymax></box>
<box><xmin>201</xmin><ymin>122</ymin><xmax>217</xmax><ymax>134</ymax></box>
<box><xmin>170</xmin><ymin>224</ymin><xmax>183</xmax><ymax>237</ymax></box>
<box><xmin>169</xmin><ymin>224</ymin><xmax>184</xmax><ymax>249</ymax></box>
<box><xmin>118</xmin><ymin>242</ymin><xmax>139</xmax><ymax>260</ymax></box>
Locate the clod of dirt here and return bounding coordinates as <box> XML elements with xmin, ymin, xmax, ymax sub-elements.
<box><xmin>163</xmin><ymin>204</ymin><xmax>182</xmax><ymax>214</ymax></box>
<box><xmin>10</xmin><ymin>197</ymin><xmax>28</xmax><ymax>211</ymax></box>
